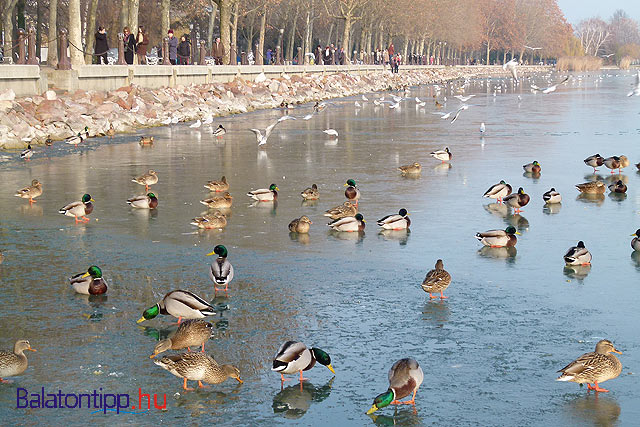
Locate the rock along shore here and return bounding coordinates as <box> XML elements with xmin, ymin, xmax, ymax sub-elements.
<box><xmin>0</xmin><ymin>66</ymin><xmax>549</xmax><ymax>149</ymax></box>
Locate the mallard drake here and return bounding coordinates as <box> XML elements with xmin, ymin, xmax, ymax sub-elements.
<box><xmin>584</xmin><ymin>154</ymin><xmax>604</xmax><ymax>173</ymax></box>
<box><xmin>366</xmin><ymin>358</ymin><xmax>423</xmax><ymax>414</ymax></box>
<box><xmin>132</xmin><ymin>170</ymin><xmax>158</xmax><ymax>191</ymax></box>
<box><xmin>205</xmin><ymin>176</ymin><xmax>229</xmax><ymax>192</ymax></box>
<box><xmin>475</xmin><ymin>226</ymin><xmax>519</xmax><ymax>247</ymax></box>
<box><xmin>15</xmin><ymin>179</ymin><xmax>42</xmax><ymax>204</ymax></box>
<box><xmin>59</xmin><ymin>193</ymin><xmax>94</xmax><ymax>223</ymax></box>
<box><xmin>543</xmin><ymin>188</ymin><xmax>562</xmax><ymax>204</ymax></box>
<box><xmin>557</xmin><ymin>339</ymin><xmax>622</xmax><ymax>392</ymax></box>
<box><xmin>106</xmin><ymin>123</ymin><xmax>115</xmax><ymax>138</ymax></box>
<box><xmin>213</xmin><ymin>125</ymin><xmax>226</xmax><ymax>137</ymax></box>
<box><xmin>483</xmin><ymin>180</ymin><xmax>512</xmax><ymax>203</ymax></box>
<box><xmin>523</xmin><ymin>161</ymin><xmax>541</xmax><ymax>173</ymax></box>
<box><xmin>0</xmin><ymin>340</ymin><xmax>36</xmax><ymax>383</ymax></box>
<box><xmin>328</xmin><ymin>213</ymin><xmax>365</xmax><ymax>232</ymax></box>
<box><xmin>139</xmin><ymin>136</ymin><xmax>154</xmax><ymax>145</ymax></box>
<box><xmin>137</xmin><ymin>290</ymin><xmax>216</xmax><ymax>324</ymax></box>
<box><xmin>127</xmin><ymin>192</ymin><xmax>158</xmax><ymax>209</ymax></box>
<box><xmin>200</xmin><ymin>192</ymin><xmax>233</xmax><ymax>209</ymax></box>
<box><xmin>301</xmin><ymin>184</ymin><xmax>319</xmax><ymax>200</ymax></box>
<box><xmin>69</xmin><ymin>265</ymin><xmax>107</xmax><ymax>295</ymax></box>
<box><xmin>398</xmin><ymin>162</ymin><xmax>421</xmax><ymax>175</ymax></box>
<box><xmin>20</xmin><ymin>145</ymin><xmax>33</xmax><ymax>161</ymax></box>
<box><xmin>421</xmin><ymin>259</ymin><xmax>451</xmax><ymax>299</ymax></box>
<box><xmin>608</xmin><ymin>180</ymin><xmax>627</xmax><ymax>193</ymax></box>
<box><xmin>564</xmin><ymin>241</ymin><xmax>592</xmax><ymax>265</ymax></box>
<box><xmin>377</xmin><ymin>208</ymin><xmax>410</xmax><ymax>230</ymax></box>
<box><xmin>247</xmin><ymin>184</ymin><xmax>278</xmax><ymax>202</ymax></box>
<box><xmin>65</xmin><ymin>130</ymin><xmax>87</xmax><ymax>146</ymax></box>
<box><xmin>289</xmin><ymin>216</ymin><xmax>312</xmax><ymax>233</ymax></box>
<box><xmin>324</xmin><ymin>202</ymin><xmax>357</xmax><ymax>220</ymax></box>
<box><xmin>631</xmin><ymin>229</ymin><xmax>640</xmax><ymax>251</ymax></box>
<box><xmin>503</xmin><ymin>187</ymin><xmax>530</xmax><ymax>213</ymax></box>
<box><xmin>191</xmin><ymin>211</ymin><xmax>227</xmax><ymax>229</ymax></box>
<box><xmin>603</xmin><ymin>156</ymin><xmax>621</xmax><ymax>174</ymax></box>
<box><xmin>149</xmin><ymin>319</ymin><xmax>213</xmax><ymax>358</ymax></box>
<box><xmin>430</xmin><ymin>147</ymin><xmax>451</xmax><ymax>163</ymax></box>
<box><xmin>154</xmin><ymin>352</ymin><xmax>242</xmax><ymax>390</ymax></box>
<box><xmin>344</xmin><ymin>179</ymin><xmax>360</xmax><ymax>205</ymax></box>
<box><xmin>272</xmin><ymin>341</ymin><xmax>335</xmax><ymax>383</ymax></box>
<box><xmin>576</xmin><ymin>181</ymin><xmax>605</xmax><ymax>194</ymax></box>
<box><xmin>206</xmin><ymin>245</ymin><xmax>234</xmax><ymax>296</ymax></box>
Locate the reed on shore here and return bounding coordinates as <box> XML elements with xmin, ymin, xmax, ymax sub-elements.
<box><xmin>556</xmin><ymin>56</ymin><xmax>603</xmax><ymax>71</ymax></box>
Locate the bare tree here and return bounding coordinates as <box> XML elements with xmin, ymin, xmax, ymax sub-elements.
<box><xmin>323</xmin><ymin>0</ymin><xmax>370</xmax><ymax>61</ymax></box>
<box><xmin>576</xmin><ymin>18</ymin><xmax>610</xmax><ymax>56</ymax></box>
<box><xmin>2</xmin><ymin>0</ymin><xmax>19</xmax><ymax>62</ymax></box>
<box><xmin>47</xmin><ymin>0</ymin><xmax>57</xmax><ymax>66</ymax></box>
<box><xmin>69</xmin><ymin>0</ymin><xmax>84</xmax><ymax>66</ymax></box>
<box><xmin>85</xmin><ymin>0</ymin><xmax>99</xmax><ymax>63</ymax></box>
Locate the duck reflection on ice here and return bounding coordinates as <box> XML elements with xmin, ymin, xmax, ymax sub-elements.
<box><xmin>505</xmin><ymin>213</ymin><xmax>529</xmax><ymax>232</ymax></box>
<box><xmin>367</xmin><ymin>406</ymin><xmax>422</xmax><ymax>426</ymax></box>
<box><xmin>583</xmin><ymin>173</ymin><xmax>604</xmax><ymax>183</ymax></box>
<box><xmin>576</xmin><ymin>193</ymin><xmax>605</xmax><ymax>206</ymax></box>
<box><xmin>564</xmin><ymin>393</ymin><xmax>620</xmax><ymax>427</ymax></box>
<box><xmin>483</xmin><ymin>202</ymin><xmax>508</xmax><ymax>219</ymax></box>
<box><xmin>543</xmin><ymin>203</ymin><xmax>562</xmax><ymax>215</ymax></box>
<box><xmin>604</xmin><ymin>174</ymin><xmax>628</xmax><ymax>185</ymax></box>
<box><xmin>272</xmin><ymin>378</ymin><xmax>334</xmax><ymax>419</ymax></box>
<box><xmin>328</xmin><ymin>230</ymin><xmax>365</xmax><ymax>244</ymax></box>
<box><xmin>522</xmin><ymin>171</ymin><xmax>540</xmax><ymax>180</ymax></box>
<box><xmin>608</xmin><ymin>192</ymin><xmax>627</xmax><ymax>202</ymax></box>
<box><xmin>289</xmin><ymin>232</ymin><xmax>310</xmax><ymax>245</ymax></box>
<box><xmin>422</xmin><ymin>300</ymin><xmax>450</xmax><ymax>324</ymax></box>
<box><xmin>301</xmin><ymin>199</ymin><xmax>318</xmax><ymax>207</ymax></box>
<box><xmin>631</xmin><ymin>251</ymin><xmax>640</xmax><ymax>270</ymax></box>
<box><xmin>249</xmin><ymin>200</ymin><xmax>277</xmax><ymax>216</ymax></box>
<box><xmin>433</xmin><ymin>163</ymin><xmax>452</xmax><ymax>174</ymax></box>
<box><xmin>478</xmin><ymin>246</ymin><xmax>517</xmax><ymax>263</ymax></box>
<box><xmin>563</xmin><ymin>264</ymin><xmax>591</xmax><ymax>282</ymax></box>
<box><xmin>378</xmin><ymin>229</ymin><xmax>410</xmax><ymax>246</ymax></box>
<box><xmin>18</xmin><ymin>203</ymin><xmax>43</xmax><ymax>217</ymax></box>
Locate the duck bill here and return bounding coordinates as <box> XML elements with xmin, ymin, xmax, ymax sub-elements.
<box><xmin>136</xmin><ymin>316</ymin><xmax>146</xmax><ymax>324</ymax></box>
<box><xmin>81</xmin><ymin>272</ymin><xmax>91</xmax><ymax>278</ymax></box>
<box><xmin>205</xmin><ymin>251</ymin><xmax>215</xmax><ymax>256</ymax></box>
<box><xmin>27</xmin><ymin>348</ymin><xmax>36</xmax><ymax>352</ymax></box>
<box><xmin>613</xmin><ymin>349</ymin><xmax>622</xmax><ymax>354</ymax></box>
<box><xmin>366</xmin><ymin>404</ymin><xmax>379</xmax><ymax>415</ymax></box>
<box><xmin>326</xmin><ymin>364</ymin><xmax>336</xmax><ymax>374</ymax></box>
<box><xmin>90</xmin><ymin>198</ymin><xmax>95</xmax><ymax>202</ymax></box>
<box><xmin>632</xmin><ymin>234</ymin><xmax>638</xmax><ymax>237</ymax></box>
<box><xmin>515</xmin><ymin>231</ymin><xmax>521</xmax><ymax>235</ymax></box>
<box><xmin>149</xmin><ymin>353</ymin><xmax>158</xmax><ymax>359</ymax></box>
<box><xmin>236</xmin><ymin>378</ymin><xmax>244</xmax><ymax>384</ymax></box>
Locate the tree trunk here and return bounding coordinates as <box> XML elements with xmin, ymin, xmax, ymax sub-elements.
<box><xmin>302</xmin><ymin>8</ymin><xmax>310</xmax><ymax>62</ymax></box>
<box><xmin>327</xmin><ymin>21</ymin><xmax>334</xmax><ymax>47</ymax></box>
<box><xmin>68</xmin><ymin>0</ymin><xmax>83</xmax><ymax>66</ymax></box>
<box><xmin>47</xmin><ymin>0</ymin><xmax>57</xmax><ymax>66</ymax></box>
<box><xmin>257</xmin><ymin>4</ymin><xmax>266</xmax><ymax>64</ymax></box>
<box><xmin>119</xmin><ymin>0</ymin><xmax>128</xmax><ymax>31</ymax></box>
<box><xmin>84</xmin><ymin>0</ymin><xmax>98</xmax><ymax>63</ymax></box>
<box><xmin>402</xmin><ymin>37</ymin><xmax>408</xmax><ymax>58</ymax></box>
<box><xmin>217</xmin><ymin>0</ymin><xmax>232</xmax><ymax>64</ymax></box>
<box><xmin>2</xmin><ymin>0</ymin><xmax>18</xmax><ymax>62</ymax></box>
<box><xmin>485</xmin><ymin>42</ymin><xmax>490</xmax><ymax>65</ymax></box>
<box><xmin>161</xmin><ymin>0</ymin><xmax>170</xmax><ymax>40</ymax></box>
<box><xmin>36</xmin><ymin>0</ymin><xmax>42</xmax><ymax>58</ymax></box>
<box><xmin>341</xmin><ymin>16</ymin><xmax>351</xmax><ymax>61</ymax></box>
<box><xmin>207</xmin><ymin>0</ymin><xmax>217</xmax><ymax>49</ymax></box>
<box><xmin>286</xmin><ymin>9</ymin><xmax>298</xmax><ymax>61</ymax></box>
<box><xmin>128</xmin><ymin>0</ymin><xmax>139</xmax><ymax>35</ymax></box>
<box><xmin>230</xmin><ymin>0</ymin><xmax>238</xmax><ymax>61</ymax></box>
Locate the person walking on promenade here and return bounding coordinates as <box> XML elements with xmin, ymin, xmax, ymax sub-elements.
<box><xmin>314</xmin><ymin>44</ymin><xmax>323</xmax><ymax>65</ymax></box>
<box><xmin>167</xmin><ymin>29</ymin><xmax>178</xmax><ymax>65</ymax></box>
<box><xmin>388</xmin><ymin>43</ymin><xmax>394</xmax><ymax>57</ymax></box>
<box><xmin>136</xmin><ymin>26</ymin><xmax>149</xmax><ymax>64</ymax></box>
<box><xmin>123</xmin><ymin>27</ymin><xmax>136</xmax><ymax>64</ymax></box>
<box><xmin>337</xmin><ymin>47</ymin><xmax>345</xmax><ymax>65</ymax></box>
<box><xmin>323</xmin><ymin>45</ymin><xmax>331</xmax><ymax>64</ymax></box>
<box><xmin>212</xmin><ymin>37</ymin><xmax>225</xmax><ymax>65</ymax></box>
<box><xmin>177</xmin><ymin>35</ymin><xmax>190</xmax><ymax>65</ymax></box>
<box><xmin>383</xmin><ymin>48</ymin><xmax>389</xmax><ymax>68</ymax></box>
<box><xmin>94</xmin><ymin>26</ymin><xmax>109</xmax><ymax>64</ymax></box>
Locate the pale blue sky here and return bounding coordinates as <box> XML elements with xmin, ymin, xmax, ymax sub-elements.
<box><xmin>558</xmin><ymin>0</ymin><xmax>640</xmax><ymax>24</ymax></box>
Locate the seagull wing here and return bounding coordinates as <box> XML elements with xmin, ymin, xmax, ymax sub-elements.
<box><xmin>249</xmin><ymin>128</ymin><xmax>264</xmax><ymax>143</ymax></box>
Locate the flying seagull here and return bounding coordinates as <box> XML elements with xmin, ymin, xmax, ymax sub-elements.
<box><xmin>531</xmin><ymin>76</ymin><xmax>570</xmax><ymax>94</ymax></box>
<box><xmin>454</xmin><ymin>94</ymin><xmax>475</xmax><ymax>102</ymax></box>
<box><xmin>503</xmin><ymin>58</ymin><xmax>518</xmax><ymax>82</ymax></box>
<box><xmin>524</xmin><ymin>45</ymin><xmax>541</xmax><ymax>50</ymax></box>
<box><xmin>250</xmin><ymin>120</ymin><xmax>281</xmax><ymax>146</ymax></box>
<box><xmin>451</xmin><ymin>105</ymin><xmax>470</xmax><ymax>124</ymax></box>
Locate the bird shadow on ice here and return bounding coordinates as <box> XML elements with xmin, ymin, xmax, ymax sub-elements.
<box><xmin>561</xmin><ymin>393</ymin><xmax>620</xmax><ymax>427</ymax></box>
<box><xmin>563</xmin><ymin>264</ymin><xmax>591</xmax><ymax>282</ymax></box>
<box><xmin>272</xmin><ymin>378</ymin><xmax>334</xmax><ymax>419</ymax></box>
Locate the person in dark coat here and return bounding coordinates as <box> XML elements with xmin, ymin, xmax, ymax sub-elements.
<box><xmin>314</xmin><ymin>44</ymin><xmax>323</xmax><ymax>65</ymax></box>
<box><xmin>337</xmin><ymin>47</ymin><xmax>345</xmax><ymax>65</ymax></box>
<box><xmin>211</xmin><ymin>37</ymin><xmax>225</xmax><ymax>65</ymax></box>
<box><xmin>323</xmin><ymin>46</ymin><xmax>331</xmax><ymax>64</ymax></box>
<box><xmin>168</xmin><ymin>29</ymin><xmax>178</xmax><ymax>65</ymax></box>
<box><xmin>177</xmin><ymin>35</ymin><xmax>190</xmax><ymax>65</ymax></box>
<box><xmin>123</xmin><ymin>27</ymin><xmax>136</xmax><ymax>64</ymax></box>
<box><xmin>94</xmin><ymin>26</ymin><xmax>109</xmax><ymax>64</ymax></box>
<box><xmin>136</xmin><ymin>25</ymin><xmax>149</xmax><ymax>64</ymax></box>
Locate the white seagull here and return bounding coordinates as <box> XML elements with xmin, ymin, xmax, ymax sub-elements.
<box><xmin>250</xmin><ymin>120</ymin><xmax>281</xmax><ymax>146</ymax></box>
<box><xmin>454</xmin><ymin>94</ymin><xmax>475</xmax><ymax>102</ymax></box>
<box><xmin>531</xmin><ymin>76</ymin><xmax>569</xmax><ymax>94</ymax></box>
<box><xmin>362</xmin><ymin>95</ymin><xmax>368</xmax><ymax>101</ymax></box>
<box><xmin>503</xmin><ymin>58</ymin><xmax>519</xmax><ymax>82</ymax></box>
<box><xmin>627</xmin><ymin>71</ymin><xmax>640</xmax><ymax>97</ymax></box>
<box><xmin>480</xmin><ymin>122</ymin><xmax>486</xmax><ymax>133</ymax></box>
<box><xmin>189</xmin><ymin>120</ymin><xmax>202</xmax><ymax>128</ymax></box>
<box><xmin>323</xmin><ymin>129</ymin><xmax>338</xmax><ymax>138</ymax></box>
<box><xmin>450</xmin><ymin>105</ymin><xmax>469</xmax><ymax>124</ymax></box>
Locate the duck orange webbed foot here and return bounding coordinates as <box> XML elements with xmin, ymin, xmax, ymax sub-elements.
<box><xmin>198</xmin><ymin>381</ymin><xmax>209</xmax><ymax>389</ymax></box>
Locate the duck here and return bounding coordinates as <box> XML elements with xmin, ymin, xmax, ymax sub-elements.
<box><xmin>475</xmin><ymin>226</ymin><xmax>519</xmax><ymax>247</ymax></box>
<box><xmin>430</xmin><ymin>147</ymin><xmax>452</xmax><ymax>163</ymax></box>
<box><xmin>65</xmin><ymin>128</ymin><xmax>88</xmax><ymax>146</ymax></box>
<box><xmin>45</xmin><ymin>137</ymin><xmax>53</xmax><ymax>146</ymax></box>
<box><xmin>344</xmin><ymin>179</ymin><xmax>360</xmax><ymax>205</ymax></box>
<box><xmin>421</xmin><ymin>259</ymin><xmax>451</xmax><ymax>299</ymax></box>
<box><xmin>0</xmin><ymin>340</ymin><xmax>36</xmax><ymax>383</ymax></box>
<box><xmin>139</xmin><ymin>136</ymin><xmax>154</xmax><ymax>145</ymax></box>
<box><xmin>483</xmin><ymin>180</ymin><xmax>512</xmax><ymax>203</ymax></box>
<box><xmin>127</xmin><ymin>192</ymin><xmax>158</xmax><ymax>209</ymax></box>
<box><xmin>557</xmin><ymin>339</ymin><xmax>622</xmax><ymax>393</ymax></box>
<box><xmin>564</xmin><ymin>241</ymin><xmax>592</xmax><ymax>265</ymax></box>
<box><xmin>191</xmin><ymin>211</ymin><xmax>227</xmax><ymax>229</ymax></box>
<box><xmin>608</xmin><ymin>180</ymin><xmax>627</xmax><ymax>193</ymax></box>
<box><xmin>59</xmin><ymin>193</ymin><xmax>94</xmax><ymax>223</ymax></box>
<box><xmin>584</xmin><ymin>154</ymin><xmax>604</xmax><ymax>173</ymax></box>
<box><xmin>200</xmin><ymin>192</ymin><xmax>233</xmax><ymax>209</ymax></box>
<box><xmin>575</xmin><ymin>181</ymin><xmax>605</xmax><ymax>194</ymax></box>
<box><xmin>619</xmin><ymin>155</ymin><xmax>630</xmax><ymax>170</ymax></box>
<box><xmin>366</xmin><ymin>358</ymin><xmax>423</xmax><ymax>414</ymax></box>
<box><xmin>328</xmin><ymin>214</ymin><xmax>366</xmax><ymax>232</ymax></box>
<box><xmin>543</xmin><ymin>188</ymin><xmax>562</xmax><ymax>204</ymax></box>
<box><xmin>154</xmin><ymin>352</ymin><xmax>242</xmax><ymax>391</ymax></box>
<box><xmin>206</xmin><ymin>245</ymin><xmax>234</xmax><ymax>296</ymax></box>
<box><xmin>272</xmin><ymin>341</ymin><xmax>335</xmax><ymax>383</ymax></box>
<box><xmin>106</xmin><ymin>123</ymin><xmax>115</xmax><ymax>138</ymax></box>
<box><xmin>69</xmin><ymin>265</ymin><xmax>107</xmax><ymax>295</ymax></box>
<box><xmin>636</xmin><ymin>162</ymin><xmax>640</xmax><ymax>170</ymax></box>
<box><xmin>377</xmin><ymin>208</ymin><xmax>410</xmax><ymax>230</ymax></box>
<box><xmin>20</xmin><ymin>145</ymin><xmax>33</xmax><ymax>161</ymax></box>
<box><xmin>300</xmin><ymin>184</ymin><xmax>319</xmax><ymax>200</ymax></box>
<box><xmin>247</xmin><ymin>183</ymin><xmax>278</xmax><ymax>202</ymax></box>
<box><xmin>132</xmin><ymin>170</ymin><xmax>158</xmax><ymax>191</ymax></box>
<box><xmin>323</xmin><ymin>202</ymin><xmax>357</xmax><ymax>220</ymax></box>
<box><xmin>503</xmin><ymin>187</ymin><xmax>530</xmax><ymax>213</ymax></box>
<box><xmin>205</xmin><ymin>176</ymin><xmax>229</xmax><ymax>192</ymax></box>
<box><xmin>523</xmin><ymin>161</ymin><xmax>541</xmax><ymax>173</ymax></box>
<box><xmin>137</xmin><ymin>290</ymin><xmax>216</xmax><ymax>324</ymax></box>
<box><xmin>289</xmin><ymin>216</ymin><xmax>312</xmax><ymax>233</ymax></box>
<box><xmin>632</xmin><ymin>229</ymin><xmax>640</xmax><ymax>251</ymax></box>
<box><xmin>149</xmin><ymin>319</ymin><xmax>213</xmax><ymax>358</ymax></box>
<box><xmin>15</xmin><ymin>179</ymin><xmax>43</xmax><ymax>204</ymax></box>
<box><xmin>603</xmin><ymin>156</ymin><xmax>621</xmax><ymax>174</ymax></box>
<box><xmin>398</xmin><ymin>162</ymin><xmax>421</xmax><ymax>175</ymax></box>
<box><xmin>213</xmin><ymin>125</ymin><xmax>226</xmax><ymax>137</ymax></box>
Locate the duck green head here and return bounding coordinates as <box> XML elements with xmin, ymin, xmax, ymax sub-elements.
<box><xmin>499</xmin><ymin>180</ymin><xmax>506</xmax><ymax>184</ymax></box>
<box><xmin>505</xmin><ymin>226</ymin><xmax>520</xmax><ymax>235</ymax></box>
<box><xmin>207</xmin><ymin>244</ymin><xmax>228</xmax><ymax>258</ymax></box>
<box><xmin>147</xmin><ymin>192</ymin><xmax>156</xmax><ymax>199</ymax></box>
<box><xmin>632</xmin><ymin>229</ymin><xmax>640</xmax><ymax>237</ymax></box>
<box><xmin>269</xmin><ymin>183</ymin><xmax>279</xmax><ymax>191</ymax></box>
<box><xmin>84</xmin><ymin>126</ymin><xmax>89</xmax><ymax>132</ymax></box>
<box><xmin>355</xmin><ymin>213</ymin><xmax>365</xmax><ymax>223</ymax></box>
<box><xmin>82</xmin><ymin>265</ymin><xmax>102</xmax><ymax>279</ymax></box>
<box><xmin>310</xmin><ymin>347</ymin><xmax>335</xmax><ymax>374</ymax></box>
<box><xmin>533</xmin><ymin>161</ymin><xmax>539</xmax><ymax>166</ymax></box>
<box><xmin>399</xmin><ymin>208</ymin><xmax>408</xmax><ymax>217</ymax></box>
<box><xmin>517</xmin><ymin>187</ymin><xmax>525</xmax><ymax>194</ymax></box>
<box><xmin>137</xmin><ymin>303</ymin><xmax>160</xmax><ymax>323</ymax></box>
<box><xmin>345</xmin><ymin>179</ymin><xmax>356</xmax><ymax>187</ymax></box>
<box><xmin>82</xmin><ymin>194</ymin><xmax>94</xmax><ymax>203</ymax></box>
<box><xmin>366</xmin><ymin>389</ymin><xmax>394</xmax><ymax>414</ymax></box>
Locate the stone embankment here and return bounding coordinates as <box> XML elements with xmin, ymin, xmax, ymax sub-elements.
<box><xmin>0</xmin><ymin>66</ymin><xmax>548</xmax><ymax>149</ymax></box>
